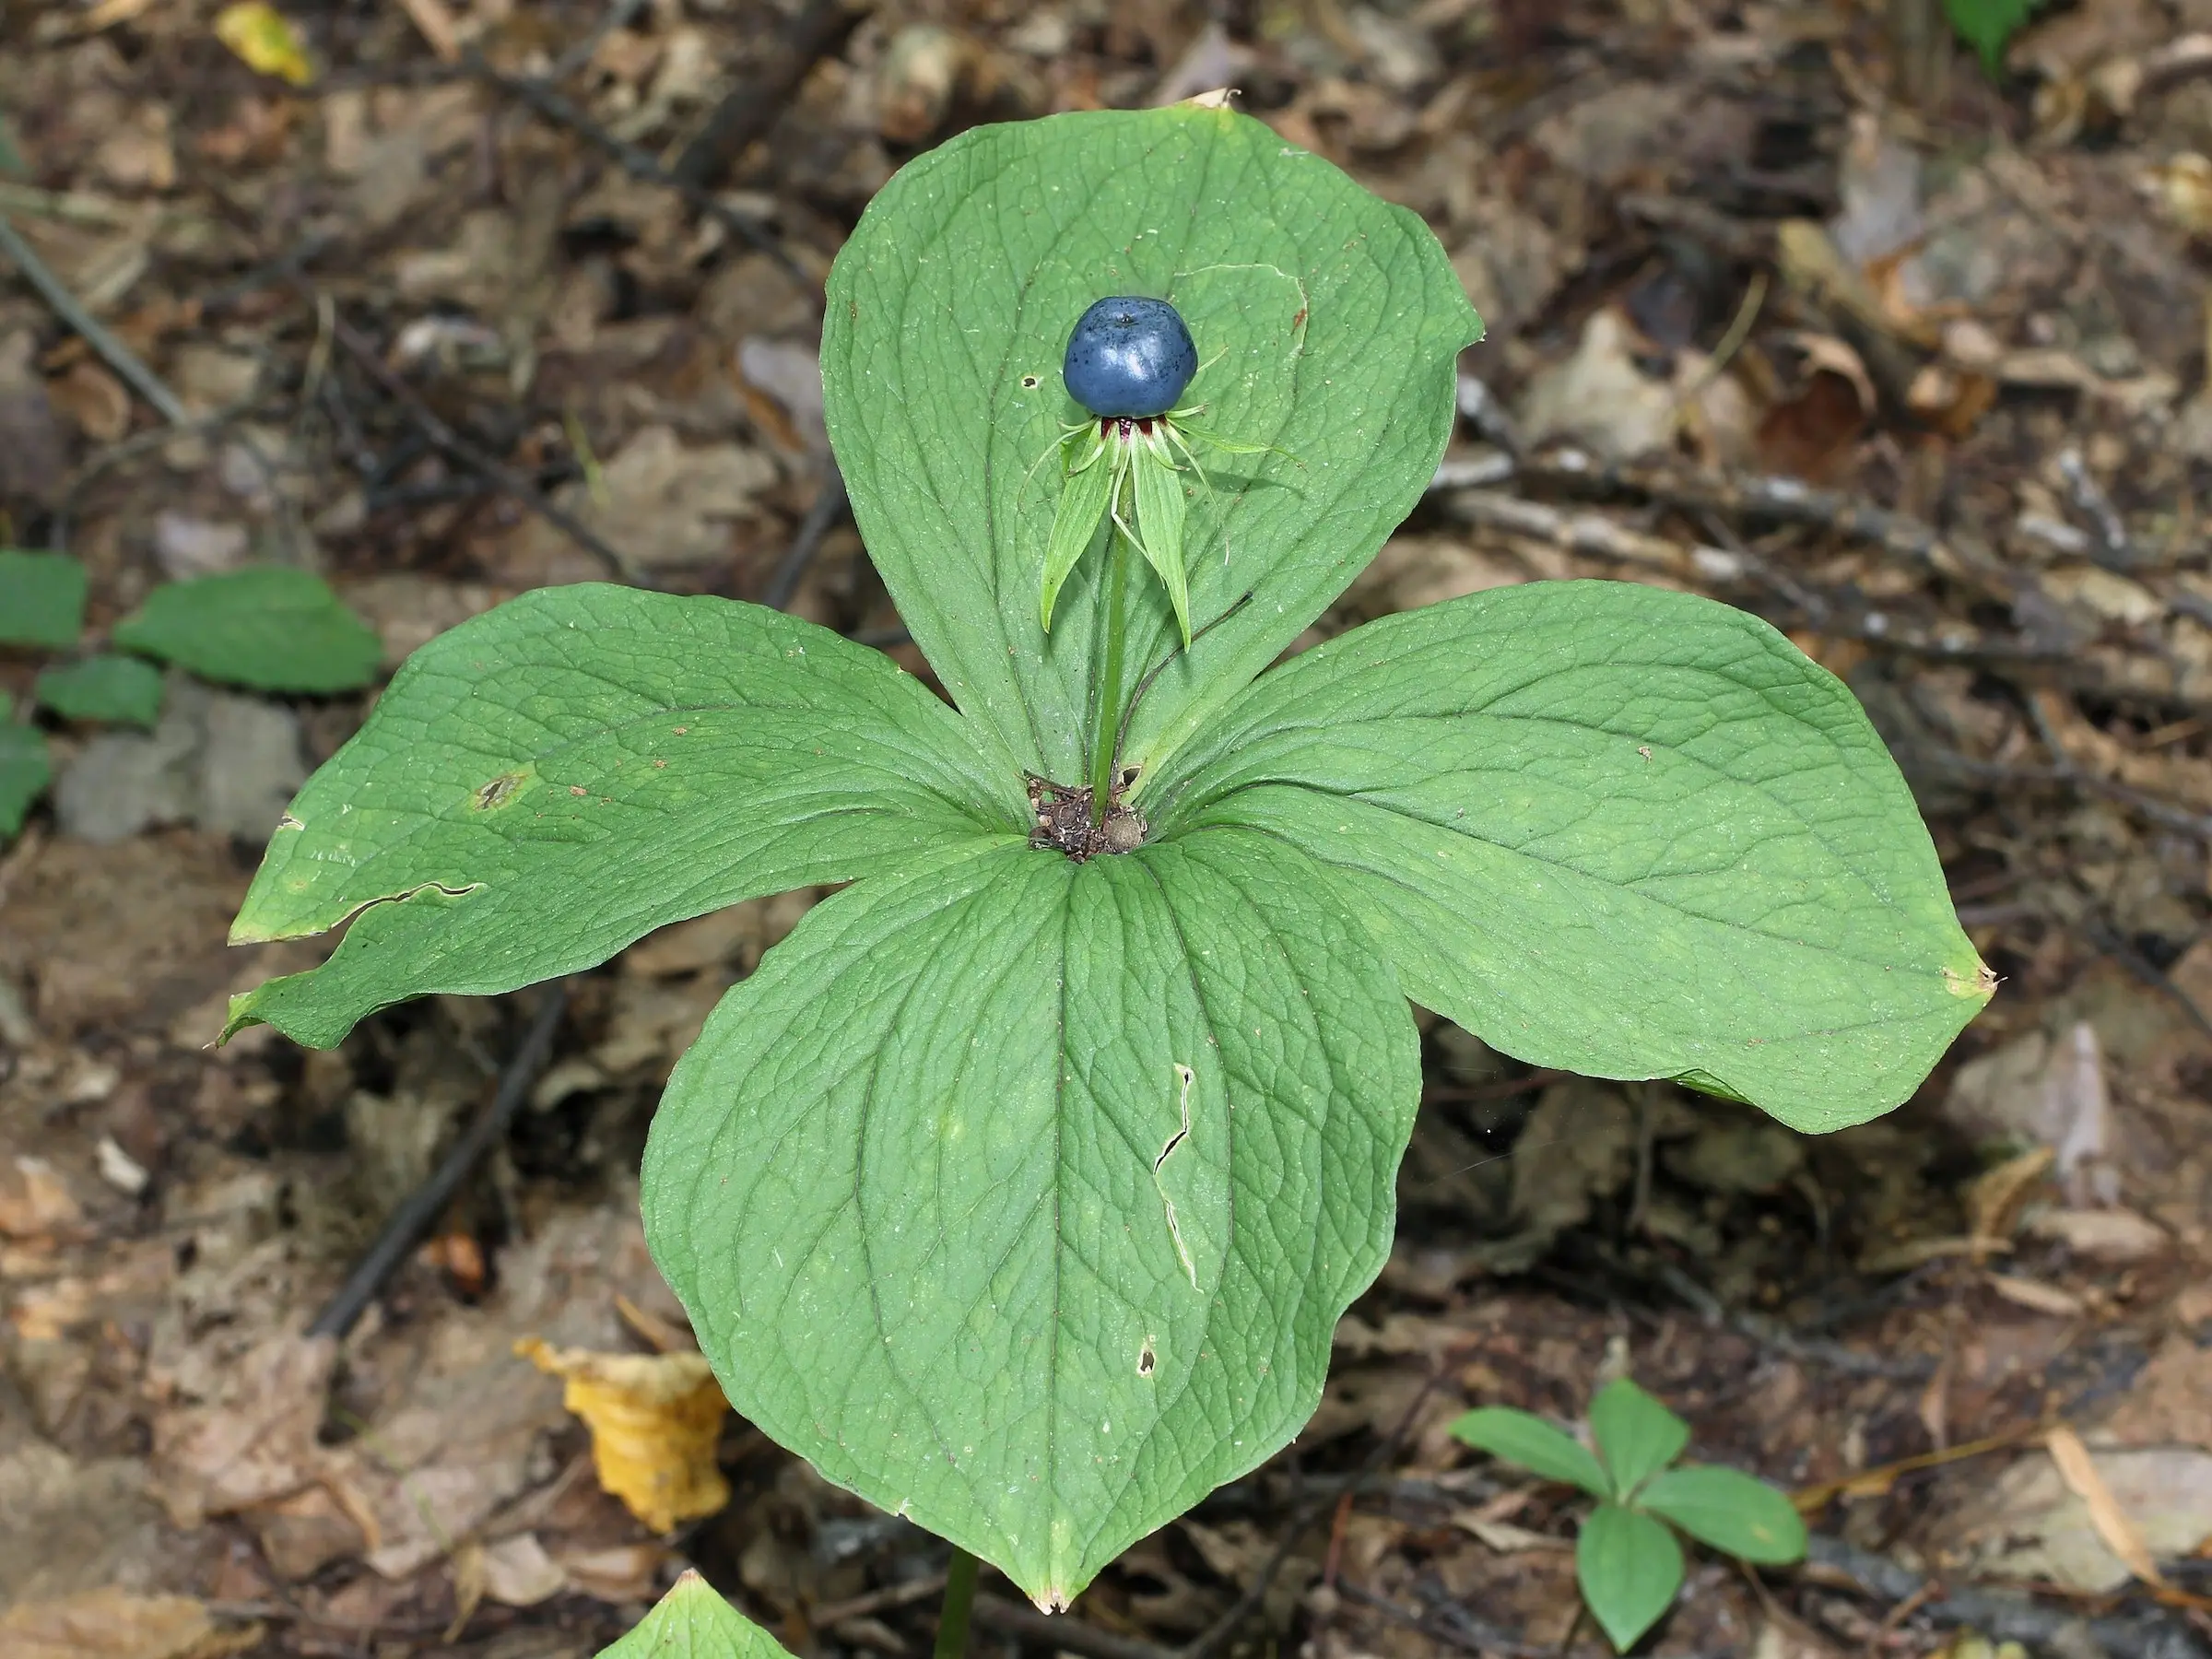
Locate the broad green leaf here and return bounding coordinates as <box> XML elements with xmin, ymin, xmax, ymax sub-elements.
<box><xmin>1132</xmin><ymin>437</ymin><xmax>1192</xmax><ymax>646</ymax></box>
<box><xmin>1639</xmin><ymin>1465</ymin><xmax>1806</xmax><ymax>1564</ymax></box>
<box><xmin>1151</xmin><ymin>581</ymin><xmax>1992</xmax><ymax>1131</ymax></box>
<box><xmin>1588</xmin><ymin>1379</ymin><xmax>1688</xmax><ymax>1500</ymax></box>
<box><xmin>642</xmin><ymin>829</ymin><xmax>1419</xmax><ymax>1608</ymax></box>
<box><xmin>822</xmin><ymin>104</ymin><xmax>1478</xmax><ymax>789</ymax></box>
<box><xmin>35</xmin><ymin>654</ymin><xmax>164</xmax><ymax>727</ymax></box>
<box><xmin>1449</xmin><ymin>1406</ymin><xmax>1611</xmax><ymax>1499</ymax></box>
<box><xmin>0</xmin><ymin>550</ymin><xmax>87</xmax><ymax>649</ymax></box>
<box><xmin>225</xmin><ymin>584</ymin><xmax>1023</xmax><ymax>1048</ymax></box>
<box><xmin>0</xmin><ymin>694</ymin><xmax>50</xmax><ymax>838</ymax></box>
<box><xmin>112</xmin><ymin>568</ymin><xmax>381</xmax><ymax>692</ymax></box>
<box><xmin>1577</xmin><ymin>1502</ymin><xmax>1684</xmax><ymax>1652</ymax></box>
<box><xmin>597</xmin><ymin>1571</ymin><xmax>794</xmax><ymax>1659</ymax></box>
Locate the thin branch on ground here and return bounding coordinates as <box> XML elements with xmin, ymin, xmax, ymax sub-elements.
<box><xmin>470</xmin><ymin>53</ymin><xmax>815</xmax><ymax>291</ymax></box>
<box><xmin>761</xmin><ymin>462</ymin><xmax>850</xmax><ymax>611</ymax></box>
<box><xmin>0</xmin><ymin>209</ymin><xmax>190</xmax><ymax>426</ymax></box>
<box><xmin>1180</xmin><ymin>1352</ymin><xmax>1460</xmax><ymax>1659</ymax></box>
<box><xmin>1654</xmin><ymin>1262</ymin><xmax>1936</xmax><ymax>1381</ymax></box>
<box><xmin>671</xmin><ymin>0</ymin><xmax>872</xmax><ymax>187</ymax></box>
<box><xmin>971</xmin><ymin>1598</ymin><xmax>1175</xmax><ymax>1659</ymax></box>
<box><xmin>546</xmin><ymin>0</ymin><xmax>653</xmax><ymax>81</ymax></box>
<box><xmin>322</xmin><ymin>308</ymin><xmax>651</xmax><ymax>586</ymax></box>
<box><xmin>1334</xmin><ymin>1580</ymin><xmax>1547</xmax><ymax>1659</ymax></box>
<box><xmin>307</xmin><ymin>985</ymin><xmax>569</xmax><ymax>1340</ymax></box>
<box><xmin>1806</xmin><ymin>1535</ymin><xmax>2212</xmax><ymax>1659</ymax></box>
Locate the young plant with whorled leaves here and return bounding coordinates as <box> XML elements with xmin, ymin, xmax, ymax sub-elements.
<box><xmin>223</xmin><ymin>104</ymin><xmax>1989</xmax><ymax>1618</ymax></box>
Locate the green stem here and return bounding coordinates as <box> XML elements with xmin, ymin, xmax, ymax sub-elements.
<box><xmin>1089</xmin><ymin>483</ymin><xmax>1132</xmax><ymax>827</ymax></box>
<box><xmin>935</xmin><ymin>1547</ymin><xmax>981</xmax><ymax>1659</ymax></box>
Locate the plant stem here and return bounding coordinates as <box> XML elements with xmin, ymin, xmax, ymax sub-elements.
<box><xmin>935</xmin><ymin>1547</ymin><xmax>980</xmax><ymax>1659</ymax></box>
<box><xmin>1089</xmin><ymin>485</ymin><xmax>1132</xmax><ymax>827</ymax></box>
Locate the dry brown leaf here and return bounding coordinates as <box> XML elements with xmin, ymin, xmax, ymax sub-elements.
<box><xmin>1987</xmin><ymin>1274</ymin><xmax>2086</xmax><ymax>1317</ymax></box>
<box><xmin>1963</xmin><ymin>1147</ymin><xmax>2055</xmax><ymax>1255</ymax></box>
<box><xmin>0</xmin><ymin>1157</ymin><xmax>85</xmax><ymax>1241</ymax></box>
<box><xmin>517</xmin><ymin>1339</ymin><xmax>729</xmax><ymax>1533</ymax></box>
<box><xmin>2046</xmin><ymin>1425</ymin><xmax>2166</xmax><ymax>1586</ymax></box>
<box><xmin>0</xmin><ymin>1589</ymin><xmax>258</xmax><ymax>1659</ymax></box>
<box><xmin>148</xmin><ymin>1333</ymin><xmax>335</xmax><ymax>1526</ymax></box>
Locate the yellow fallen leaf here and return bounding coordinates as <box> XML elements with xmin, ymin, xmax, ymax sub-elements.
<box><xmin>517</xmin><ymin>1338</ymin><xmax>728</xmax><ymax>1533</ymax></box>
<box><xmin>2045</xmin><ymin>1424</ymin><xmax>2166</xmax><ymax>1587</ymax></box>
<box><xmin>212</xmin><ymin>3</ymin><xmax>314</xmax><ymax>88</ymax></box>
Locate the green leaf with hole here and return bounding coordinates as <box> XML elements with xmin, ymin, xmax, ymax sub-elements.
<box><xmin>597</xmin><ymin>1571</ymin><xmax>794</xmax><ymax>1659</ymax></box>
<box><xmin>35</xmin><ymin>653</ymin><xmax>164</xmax><ymax>727</ymax></box>
<box><xmin>1588</xmin><ymin>1379</ymin><xmax>1688</xmax><ymax>1500</ymax></box>
<box><xmin>643</xmin><ymin>828</ymin><xmax>1419</xmax><ymax>1608</ymax></box>
<box><xmin>1449</xmin><ymin>1406</ymin><xmax>1612</xmax><ymax>1499</ymax></box>
<box><xmin>822</xmin><ymin>104</ymin><xmax>1479</xmax><ymax>790</ymax></box>
<box><xmin>0</xmin><ymin>693</ymin><xmax>51</xmax><ymax>839</ymax></box>
<box><xmin>112</xmin><ymin>567</ymin><xmax>382</xmax><ymax>692</ymax></box>
<box><xmin>1578</xmin><ymin>1502</ymin><xmax>1684</xmax><ymax>1652</ymax></box>
<box><xmin>1150</xmin><ymin>580</ymin><xmax>1992</xmax><ymax>1131</ymax></box>
<box><xmin>223</xmin><ymin>584</ymin><xmax>1023</xmax><ymax>1047</ymax></box>
<box><xmin>1639</xmin><ymin>1465</ymin><xmax>1807</xmax><ymax>1565</ymax></box>
<box><xmin>0</xmin><ymin>550</ymin><xmax>87</xmax><ymax>649</ymax></box>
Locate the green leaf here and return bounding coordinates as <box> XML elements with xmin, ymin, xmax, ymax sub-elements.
<box><xmin>1449</xmin><ymin>1406</ymin><xmax>1612</xmax><ymax>1499</ymax></box>
<box><xmin>35</xmin><ymin>654</ymin><xmax>165</xmax><ymax>727</ymax></box>
<box><xmin>1577</xmin><ymin>1502</ymin><xmax>1684</xmax><ymax>1652</ymax></box>
<box><xmin>822</xmin><ymin>104</ymin><xmax>1478</xmax><ymax>789</ymax></box>
<box><xmin>1151</xmin><ymin>581</ymin><xmax>1992</xmax><ymax>1131</ymax></box>
<box><xmin>596</xmin><ymin>1571</ymin><xmax>794</xmax><ymax>1659</ymax></box>
<box><xmin>225</xmin><ymin>584</ymin><xmax>1023</xmax><ymax>1047</ymax></box>
<box><xmin>1639</xmin><ymin>1465</ymin><xmax>1807</xmax><ymax>1565</ymax></box>
<box><xmin>0</xmin><ymin>550</ymin><xmax>87</xmax><ymax>649</ymax></box>
<box><xmin>642</xmin><ymin>828</ymin><xmax>1419</xmax><ymax>1609</ymax></box>
<box><xmin>1944</xmin><ymin>0</ymin><xmax>2039</xmax><ymax>71</ymax></box>
<box><xmin>1588</xmin><ymin>1379</ymin><xmax>1688</xmax><ymax>1499</ymax></box>
<box><xmin>112</xmin><ymin>568</ymin><xmax>382</xmax><ymax>692</ymax></box>
<box><xmin>0</xmin><ymin>695</ymin><xmax>50</xmax><ymax>838</ymax></box>
<box><xmin>1132</xmin><ymin>435</ymin><xmax>1192</xmax><ymax>646</ymax></box>
<box><xmin>1040</xmin><ymin>437</ymin><xmax>1113</xmax><ymax>635</ymax></box>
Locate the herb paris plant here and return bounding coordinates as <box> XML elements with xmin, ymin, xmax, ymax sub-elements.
<box><xmin>221</xmin><ymin>105</ymin><xmax>1990</xmax><ymax>1611</ymax></box>
<box><xmin>1453</xmin><ymin>1378</ymin><xmax>1807</xmax><ymax>1651</ymax></box>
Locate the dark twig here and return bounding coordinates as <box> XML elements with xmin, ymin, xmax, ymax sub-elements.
<box><xmin>547</xmin><ymin>0</ymin><xmax>652</xmax><ymax>82</ymax></box>
<box><xmin>2057</xmin><ymin>446</ymin><xmax>2139</xmax><ymax>571</ymax></box>
<box><xmin>971</xmin><ymin>1599</ymin><xmax>1174</xmax><ymax>1659</ymax></box>
<box><xmin>0</xmin><ymin>210</ymin><xmax>190</xmax><ymax>425</ymax></box>
<box><xmin>1806</xmin><ymin>1535</ymin><xmax>2212</xmax><ymax>1659</ymax></box>
<box><xmin>307</xmin><ymin>986</ymin><xmax>569</xmax><ymax>1340</ymax></box>
<box><xmin>671</xmin><ymin>0</ymin><xmax>872</xmax><ymax>187</ymax></box>
<box><xmin>1655</xmin><ymin>1262</ymin><xmax>1936</xmax><ymax>1380</ymax></box>
<box><xmin>761</xmin><ymin>463</ymin><xmax>849</xmax><ymax>611</ymax></box>
<box><xmin>1178</xmin><ymin>1355</ymin><xmax>1455</xmax><ymax>1659</ymax></box>
<box><xmin>1336</xmin><ymin>1581</ymin><xmax>1547</xmax><ymax>1659</ymax></box>
<box><xmin>323</xmin><ymin>311</ymin><xmax>649</xmax><ymax>586</ymax></box>
<box><xmin>470</xmin><ymin>53</ymin><xmax>814</xmax><ymax>291</ymax></box>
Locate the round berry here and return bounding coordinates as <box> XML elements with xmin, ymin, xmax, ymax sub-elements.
<box><xmin>1062</xmin><ymin>297</ymin><xmax>1197</xmax><ymax>418</ymax></box>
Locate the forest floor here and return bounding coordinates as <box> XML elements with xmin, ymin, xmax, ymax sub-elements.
<box><xmin>2</xmin><ymin>0</ymin><xmax>2211</xmax><ymax>1656</ymax></box>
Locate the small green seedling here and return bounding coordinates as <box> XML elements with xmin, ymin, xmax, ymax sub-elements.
<box><xmin>0</xmin><ymin>549</ymin><xmax>381</xmax><ymax>840</ymax></box>
<box><xmin>1453</xmin><ymin>1379</ymin><xmax>1807</xmax><ymax>1652</ymax></box>
<box><xmin>223</xmin><ymin>105</ymin><xmax>1986</xmax><ymax>1625</ymax></box>
<box><xmin>1942</xmin><ymin>0</ymin><xmax>2044</xmax><ymax>73</ymax></box>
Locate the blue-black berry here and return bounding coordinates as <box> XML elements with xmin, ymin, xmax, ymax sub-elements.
<box><xmin>1062</xmin><ymin>297</ymin><xmax>1196</xmax><ymax>418</ymax></box>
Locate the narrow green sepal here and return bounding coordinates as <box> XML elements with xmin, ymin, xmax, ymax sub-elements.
<box><xmin>1040</xmin><ymin>442</ymin><xmax>1113</xmax><ymax>634</ymax></box>
<box><xmin>1131</xmin><ymin>438</ymin><xmax>1193</xmax><ymax>645</ymax></box>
